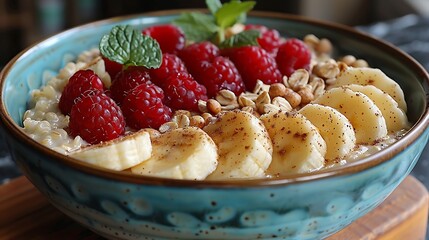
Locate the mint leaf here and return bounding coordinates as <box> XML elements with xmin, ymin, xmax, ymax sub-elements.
<box><xmin>219</xmin><ymin>29</ymin><xmax>260</xmax><ymax>49</ymax></box>
<box><xmin>214</xmin><ymin>1</ymin><xmax>255</xmax><ymax>29</ymax></box>
<box><xmin>173</xmin><ymin>12</ymin><xmax>219</xmax><ymax>42</ymax></box>
<box><xmin>206</xmin><ymin>0</ymin><xmax>222</xmax><ymax>15</ymax></box>
<box><xmin>99</xmin><ymin>25</ymin><xmax>162</xmax><ymax>68</ymax></box>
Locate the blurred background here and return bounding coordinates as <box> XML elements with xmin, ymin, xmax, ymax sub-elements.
<box><xmin>1</xmin><ymin>0</ymin><xmax>429</xmax><ymax>68</ymax></box>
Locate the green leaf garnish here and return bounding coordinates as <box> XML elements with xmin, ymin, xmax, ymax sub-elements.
<box><xmin>214</xmin><ymin>1</ymin><xmax>256</xmax><ymax>29</ymax></box>
<box><xmin>219</xmin><ymin>29</ymin><xmax>260</xmax><ymax>49</ymax></box>
<box><xmin>99</xmin><ymin>25</ymin><xmax>162</xmax><ymax>68</ymax></box>
<box><xmin>206</xmin><ymin>0</ymin><xmax>222</xmax><ymax>15</ymax></box>
<box><xmin>173</xmin><ymin>12</ymin><xmax>219</xmax><ymax>43</ymax></box>
<box><xmin>172</xmin><ymin>0</ymin><xmax>256</xmax><ymax>46</ymax></box>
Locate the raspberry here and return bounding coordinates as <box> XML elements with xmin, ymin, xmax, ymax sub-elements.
<box><xmin>196</xmin><ymin>56</ymin><xmax>245</xmax><ymax>98</ymax></box>
<box><xmin>245</xmin><ymin>24</ymin><xmax>283</xmax><ymax>55</ymax></box>
<box><xmin>102</xmin><ymin>56</ymin><xmax>123</xmax><ymax>78</ymax></box>
<box><xmin>178</xmin><ymin>41</ymin><xmax>220</xmax><ymax>79</ymax></box>
<box><xmin>163</xmin><ymin>72</ymin><xmax>208</xmax><ymax>111</ymax></box>
<box><xmin>276</xmin><ymin>38</ymin><xmax>311</xmax><ymax>77</ymax></box>
<box><xmin>223</xmin><ymin>46</ymin><xmax>282</xmax><ymax>90</ymax></box>
<box><xmin>142</xmin><ymin>24</ymin><xmax>185</xmax><ymax>54</ymax></box>
<box><xmin>121</xmin><ymin>83</ymin><xmax>172</xmax><ymax>130</ymax></box>
<box><xmin>59</xmin><ymin>69</ymin><xmax>105</xmax><ymax>115</ymax></box>
<box><xmin>109</xmin><ymin>67</ymin><xmax>152</xmax><ymax>104</ymax></box>
<box><xmin>69</xmin><ymin>93</ymin><xmax>125</xmax><ymax>144</ymax></box>
<box><xmin>148</xmin><ymin>53</ymin><xmax>188</xmax><ymax>88</ymax></box>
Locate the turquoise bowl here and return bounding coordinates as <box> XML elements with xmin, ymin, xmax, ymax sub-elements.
<box><xmin>1</xmin><ymin>11</ymin><xmax>428</xmax><ymax>240</ymax></box>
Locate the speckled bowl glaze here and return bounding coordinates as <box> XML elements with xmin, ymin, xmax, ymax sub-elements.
<box><xmin>1</xmin><ymin>11</ymin><xmax>428</xmax><ymax>240</ymax></box>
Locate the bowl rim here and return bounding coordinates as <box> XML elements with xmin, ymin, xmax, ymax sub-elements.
<box><xmin>1</xmin><ymin>9</ymin><xmax>428</xmax><ymax>188</ymax></box>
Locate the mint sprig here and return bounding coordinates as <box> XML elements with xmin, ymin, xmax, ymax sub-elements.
<box><xmin>219</xmin><ymin>30</ymin><xmax>260</xmax><ymax>49</ymax></box>
<box><xmin>99</xmin><ymin>25</ymin><xmax>162</xmax><ymax>68</ymax></box>
<box><xmin>173</xmin><ymin>0</ymin><xmax>257</xmax><ymax>46</ymax></box>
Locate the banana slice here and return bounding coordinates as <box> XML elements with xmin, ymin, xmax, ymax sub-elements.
<box><xmin>260</xmin><ymin>111</ymin><xmax>326</xmax><ymax>176</ymax></box>
<box><xmin>344</xmin><ymin>84</ymin><xmax>409</xmax><ymax>132</ymax></box>
<box><xmin>203</xmin><ymin>110</ymin><xmax>272</xmax><ymax>180</ymax></box>
<box><xmin>299</xmin><ymin>104</ymin><xmax>356</xmax><ymax>161</ymax></box>
<box><xmin>70</xmin><ymin>130</ymin><xmax>152</xmax><ymax>171</ymax></box>
<box><xmin>313</xmin><ymin>87</ymin><xmax>388</xmax><ymax>144</ymax></box>
<box><xmin>332</xmin><ymin>67</ymin><xmax>407</xmax><ymax>112</ymax></box>
<box><xmin>131</xmin><ymin>127</ymin><xmax>218</xmax><ymax>180</ymax></box>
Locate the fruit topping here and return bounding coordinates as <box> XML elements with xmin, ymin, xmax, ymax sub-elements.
<box><xmin>196</xmin><ymin>56</ymin><xmax>245</xmax><ymax>98</ymax></box>
<box><xmin>147</xmin><ymin>53</ymin><xmax>188</xmax><ymax>88</ymax></box>
<box><xmin>244</xmin><ymin>24</ymin><xmax>282</xmax><ymax>55</ymax></box>
<box><xmin>121</xmin><ymin>83</ymin><xmax>172</xmax><ymax>130</ymax></box>
<box><xmin>276</xmin><ymin>38</ymin><xmax>311</xmax><ymax>77</ymax></box>
<box><xmin>69</xmin><ymin>93</ymin><xmax>125</xmax><ymax>144</ymax></box>
<box><xmin>110</xmin><ymin>67</ymin><xmax>152</xmax><ymax>104</ymax></box>
<box><xmin>163</xmin><ymin>72</ymin><xmax>208</xmax><ymax>111</ymax></box>
<box><xmin>142</xmin><ymin>24</ymin><xmax>186</xmax><ymax>54</ymax></box>
<box><xmin>59</xmin><ymin>69</ymin><xmax>105</xmax><ymax>115</ymax></box>
<box><xmin>224</xmin><ymin>46</ymin><xmax>282</xmax><ymax>90</ymax></box>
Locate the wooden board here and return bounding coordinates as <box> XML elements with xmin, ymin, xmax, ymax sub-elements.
<box><xmin>0</xmin><ymin>176</ymin><xmax>427</xmax><ymax>240</ymax></box>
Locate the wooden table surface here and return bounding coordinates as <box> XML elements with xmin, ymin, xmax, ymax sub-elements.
<box><xmin>0</xmin><ymin>175</ymin><xmax>428</xmax><ymax>240</ymax></box>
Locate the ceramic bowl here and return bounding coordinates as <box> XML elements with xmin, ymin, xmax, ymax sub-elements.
<box><xmin>0</xmin><ymin>11</ymin><xmax>428</xmax><ymax>240</ymax></box>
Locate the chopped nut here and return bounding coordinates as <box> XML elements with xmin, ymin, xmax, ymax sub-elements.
<box><xmin>159</xmin><ymin>122</ymin><xmax>178</xmax><ymax>133</ymax></box>
<box><xmin>284</xmin><ymin>88</ymin><xmax>301</xmax><ymax>108</ymax></box>
<box><xmin>242</xmin><ymin>106</ymin><xmax>260</xmax><ymax>117</ymax></box>
<box><xmin>206</xmin><ymin>99</ymin><xmax>222</xmax><ymax>115</ymax></box>
<box><xmin>173</xmin><ymin>114</ymin><xmax>190</xmax><ymax>128</ymax></box>
<box><xmin>352</xmin><ymin>59</ymin><xmax>369</xmax><ymax>68</ymax></box>
<box><xmin>341</xmin><ymin>55</ymin><xmax>356</xmax><ymax>66</ymax></box>
<box><xmin>272</xmin><ymin>97</ymin><xmax>293</xmax><ymax>112</ymax></box>
<box><xmin>238</xmin><ymin>94</ymin><xmax>256</xmax><ymax>108</ymax></box>
<box><xmin>288</xmin><ymin>69</ymin><xmax>309</xmax><ymax>91</ymax></box>
<box><xmin>202</xmin><ymin>112</ymin><xmax>216</xmax><ymax>125</ymax></box>
<box><xmin>225</xmin><ymin>23</ymin><xmax>245</xmax><ymax>39</ymax></box>
<box><xmin>255</xmin><ymin>91</ymin><xmax>271</xmax><ymax>113</ymax></box>
<box><xmin>313</xmin><ymin>60</ymin><xmax>340</xmax><ymax>79</ymax></box>
<box><xmin>316</xmin><ymin>38</ymin><xmax>332</xmax><ymax>54</ymax></box>
<box><xmin>282</xmin><ymin>75</ymin><xmax>290</xmax><ymax>88</ymax></box>
<box><xmin>298</xmin><ymin>86</ymin><xmax>314</xmax><ymax>105</ymax></box>
<box><xmin>253</xmin><ymin>80</ymin><xmax>270</xmax><ymax>94</ymax></box>
<box><xmin>198</xmin><ymin>100</ymin><xmax>208</xmax><ymax>113</ymax></box>
<box><xmin>304</xmin><ymin>34</ymin><xmax>320</xmax><ymax>50</ymax></box>
<box><xmin>308</xmin><ymin>76</ymin><xmax>325</xmax><ymax>98</ymax></box>
<box><xmin>338</xmin><ymin>61</ymin><xmax>349</xmax><ymax>73</ymax></box>
<box><xmin>173</xmin><ymin>110</ymin><xmax>191</xmax><ymax>118</ymax></box>
<box><xmin>141</xmin><ymin>128</ymin><xmax>161</xmax><ymax>139</ymax></box>
<box><xmin>263</xmin><ymin>104</ymin><xmax>281</xmax><ymax>114</ymax></box>
<box><xmin>190</xmin><ymin>115</ymin><xmax>205</xmax><ymax>128</ymax></box>
<box><xmin>221</xmin><ymin>104</ymin><xmax>239</xmax><ymax>111</ymax></box>
<box><xmin>269</xmin><ymin>83</ymin><xmax>287</xmax><ymax>98</ymax></box>
<box><xmin>216</xmin><ymin>89</ymin><xmax>237</xmax><ymax>106</ymax></box>
<box><xmin>325</xmin><ymin>78</ymin><xmax>337</xmax><ymax>86</ymax></box>
<box><xmin>240</xmin><ymin>92</ymin><xmax>258</xmax><ymax>101</ymax></box>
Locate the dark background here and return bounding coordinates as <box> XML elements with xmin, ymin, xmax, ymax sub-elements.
<box><xmin>0</xmin><ymin>0</ymin><xmax>424</xmax><ymax>68</ymax></box>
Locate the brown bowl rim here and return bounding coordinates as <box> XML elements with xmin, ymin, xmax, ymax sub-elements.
<box><xmin>1</xmin><ymin>9</ymin><xmax>428</xmax><ymax>188</ymax></box>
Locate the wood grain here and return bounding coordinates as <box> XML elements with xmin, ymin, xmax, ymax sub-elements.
<box><xmin>0</xmin><ymin>176</ymin><xmax>427</xmax><ymax>240</ymax></box>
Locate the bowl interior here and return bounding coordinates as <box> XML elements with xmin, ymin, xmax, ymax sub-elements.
<box><xmin>1</xmin><ymin>11</ymin><xmax>428</xmax><ymax>182</ymax></box>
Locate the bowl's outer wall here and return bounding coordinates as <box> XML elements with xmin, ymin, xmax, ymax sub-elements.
<box><xmin>1</xmin><ymin>12</ymin><xmax>429</xmax><ymax>239</ymax></box>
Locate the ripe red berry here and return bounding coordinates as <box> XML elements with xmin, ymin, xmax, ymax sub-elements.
<box><xmin>245</xmin><ymin>24</ymin><xmax>283</xmax><ymax>55</ymax></box>
<box><xmin>178</xmin><ymin>41</ymin><xmax>220</xmax><ymax>79</ymax></box>
<box><xmin>102</xmin><ymin>56</ymin><xmax>123</xmax><ymax>78</ymax></box>
<box><xmin>142</xmin><ymin>24</ymin><xmax>185</xmax><ymax>54</ymax></box>
<box><xmin>69</xmin><ymin>93</ymin><xmax>125</xmax><ymax>144</ymax></box>
<box><xmin>121</xmin><ymin>83</ymin><xmax>172</xmax><ymax>130</ymax></box>
<box><xmin>276</xmin><ymin>38</ymin><xmax>311</xmax><ymax>77</ymax></box>
<box><xmin>147</xmin><ymin>53</ymin><xmax>188</xmax><ymax>88</ymax></box>
<box><xmin>224</xmin><ymin>46</ymin><xmax>282</xmax><ymax>91</ymax></box>
<box><xmin>110</xmin><ymin>67</ymin><xmax>152</xmax><ymax>105</ymax></box>
<box><xmin>163</xmin><ymin>72</ymin><xmax>208</xmax><ymax>111</ymax></box>
<box><xmin>59</xmin><ymin>69</ymin><xmax>105</xmax><ymax>115</ymax></box>
<box><xmin>196</xmin><ymin>56</ymin><xmax>245</xmax><ymax>98</ymax></box>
